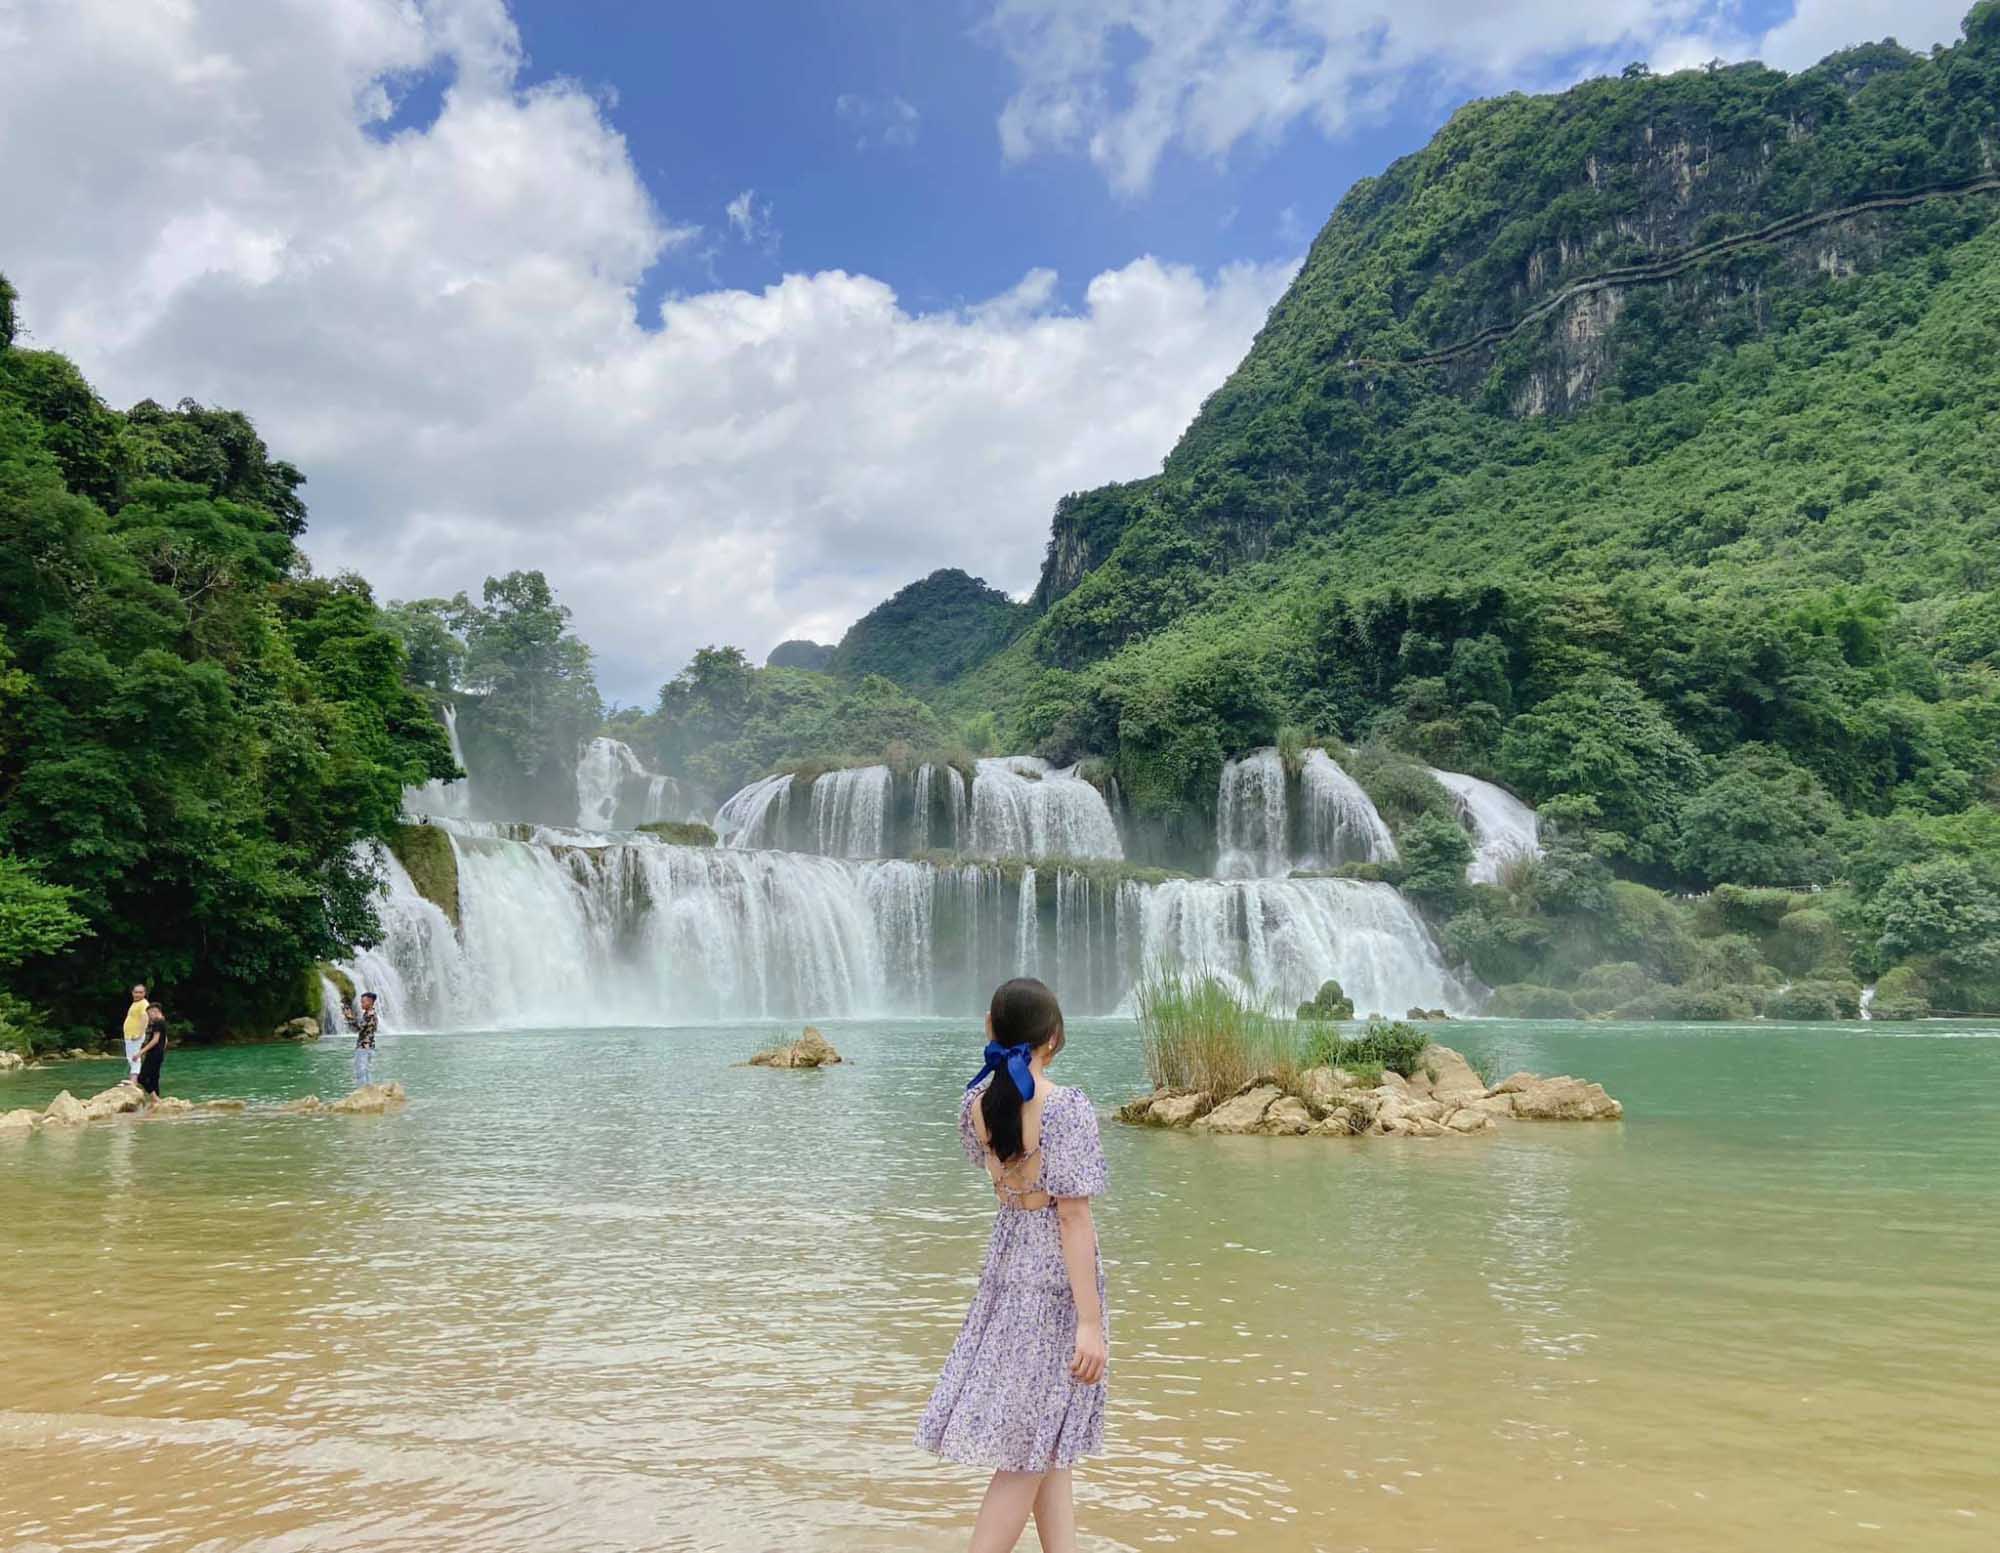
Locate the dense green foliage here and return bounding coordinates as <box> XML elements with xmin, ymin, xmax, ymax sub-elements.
<box><xmin>824</xmin><ymin>569</ymin><xmax>1026</xmax><ymax>691</ymax></box>
<box><xmin>765</xmin><ymin>639</ymin><xmax>834</xmax><ymax>671</ymax></box>
<box><xmin>0</xmin><ymin>288</ymin><xmax>454</xmax><ymax>1047</ymax></box>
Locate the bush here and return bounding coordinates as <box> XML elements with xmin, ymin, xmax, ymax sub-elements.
<box><xmin>1341</xmin><ymin>743</ymin><xmax>1456</xmax><ymax>833</ymax></box>
<box><xmin>1870</xmin><ymin>964</ymin><xmax>1930</xmax><ymax>1020</ymax></box>
<box><xmin>1761</xmin><ymin>982</ymin><xmax>1843</xmax><ymax>1021</ymax></box>
<box><xmin>1398</xmin><ymin>811</ymin><xmax>1474</xmax><ymax>909</ymax></box>
<box><xmin>1486</xmin><ymin>983</ymin><xmax>1583</xmax><ymax>1019</ymax></box>
<box><xmin>1616</xmin><ymin>985</ymin><xmax>1752</xmax><ymax>1021</ymax></box>
<box><xmin>1771</xmin><ymin>908</ymin><xmax>1848</xmax><ymax>977</ymax></box>
<box><xmin>1295</xmin><ymin>979</ymin><xmax>1354</xmax><ymax>1020</ymax></box>
<box><xmin>1572</xmin><ymin>961</ymin><xmax>1659</xmax><ymax>1013</ymax></box>
<box><xmin>1303</xmin><ymin>1017</ymin><xmax>1431</xmax><ymax>1078</ymax></box>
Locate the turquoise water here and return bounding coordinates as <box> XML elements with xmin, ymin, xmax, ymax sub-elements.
<box><xmin>2</xmin><ymin>1018</ymin><xmax>1996</xmax><ymax>1551</ymax></box>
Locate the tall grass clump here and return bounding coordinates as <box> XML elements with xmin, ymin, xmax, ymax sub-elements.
<box><xmin>1136</xmin><ymin>970</ymin><xmax>1300</xmax><ymax>1096</ymax></box>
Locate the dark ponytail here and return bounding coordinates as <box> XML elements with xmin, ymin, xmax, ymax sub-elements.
<box><xmin>981</xmin><ymin>977</ymin><xmax>1065</xmax><ymax>1162</ymax></box>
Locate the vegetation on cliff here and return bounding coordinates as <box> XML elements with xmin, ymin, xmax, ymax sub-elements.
<box><xmin>0</xmin><ymin>285</ymin><xmax>456</xmax><ymax>1047</ymax></box>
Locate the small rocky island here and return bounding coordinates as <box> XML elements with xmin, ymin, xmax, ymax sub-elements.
<box><xmin>1</xmin><ymin>1080</ymin><xmax>407</xmax><ymax>1133</ymax></box>
<box><xmin>746</xmin><ymin>1026</ymin><xmax>843</xmax><ymax>1069</ymax></box>
<box><xmin>1118</xmin><ymin>1044</ymin><xmax>1622</xmax><ymax>1137</ymax></box>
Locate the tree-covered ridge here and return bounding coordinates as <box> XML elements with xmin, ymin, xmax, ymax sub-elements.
<box><xmin>0</xmin><ymin>280</ymin><xmax>456</xmax><ymax>1047</ymax></box>
<box><xmin>824</xmin><ymin>567</ymin><xmax>1027</xmax><ymax>691</ymax></box>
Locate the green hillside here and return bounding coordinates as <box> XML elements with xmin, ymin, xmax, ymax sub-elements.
<box><xmin>923</xmin><ymin>12</ymin><xmax>2000</xmax><ymax>844</ymax></box>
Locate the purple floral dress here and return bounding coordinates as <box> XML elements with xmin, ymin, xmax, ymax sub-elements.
<box><xmin>915</xmin><ymin>1081</ymin><xmax>1109</xmax><ymax>1471</ymax></box>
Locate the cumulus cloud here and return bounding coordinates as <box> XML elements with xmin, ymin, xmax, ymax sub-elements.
<box><xmin>0</xmin><ymin>0</ymin><xmax>1291</xmax><ymax>700</ymax></box>
<box><xmin>835</xmin><ymin>92</ymin><xmax>922</xmax><ymax>149</ymax></box>
<box><xmin>982</xmin><ymin>0</ymin><xmax>1974</xmax><ymax>194</ymax></box>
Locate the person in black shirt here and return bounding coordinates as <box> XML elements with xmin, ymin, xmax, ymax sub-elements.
<box><xmin>136</xmin><ymin>1005</ymin><xmax>168</xmax><ymax>1099</ymax></box>
<box><xmin>353</xmin><ymin>992</ymin><xmax>379</xmax><ymax>1087</ymax></box>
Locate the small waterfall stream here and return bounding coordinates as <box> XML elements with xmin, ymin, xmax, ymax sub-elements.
<box><xmin>1430</xmin><ymin>769</ymin><xmax>1541</xmax><ymax>883</ymax></box>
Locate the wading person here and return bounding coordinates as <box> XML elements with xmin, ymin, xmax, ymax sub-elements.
<box><xmin>121</xmin><ymin>983</ymin><xmax>149</xmax><ymax>1083</ymax></box>
<box><xmin>915</xmin><ymin>977</ymin><xmax>1108</xmax><ymax>1553</ymax></box>
<box><xmin>135</xmin><ymin>1004</ymin><xmax>168</xmax><ymax>1099</ymax></box>
<box><xmin>352</xmin><ymin>992</ymin><xmax>379</xmax><ymax>1087</ymax></box>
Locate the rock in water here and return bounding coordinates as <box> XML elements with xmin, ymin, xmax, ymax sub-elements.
<box><xmin>281</xmin><ymin>1096</ymin><xmax>326</xmax><ymax>1115</ymax></box>
<box><xmin>748</xmin><ymin>1026</ymin><xmax>843</xmax><ymax>1069</ymax></box>
<box><xmin>1191</xmin><ymin>1083</ymin><xmax>1282</xmax><ymax>1134</ymax></box>
<box><xmin>1410</xmin><ymin>1045</ymin><xmax>1486</xmax><ymax>1103</ymax></box>
<box><xmin>330</xmin><ymin>1082</ymin><xmax>408</xmax><ymax>1115</ymax></box>
<box><xmin>43</xmin><ymin>1091</ymin><xmax>85</xmax><ymax>1127</ymax></box>
<box><xmin>79</xmin><ymin>1083</ymin><xmax>144</xmax><ymax>1122</ymax></box>
<box><xmin>0</xmin><ymin>1107</ymin><xmax>39</xmax><ymax>1133</ymax></box>
<box><xmin>1501</xmin><ymin>1075</ymin><xmax>1623</xmax><ymax>1121</ymax></box>
<box><xmin>276</xmin><ymin>1016</ymin><xmax>321</xmax><ymax>1042</ymax></box>
<box><xmin>0</xmin><ymin>1050</ymin><xmax>25</xmax><ymax>1073</ymax></box>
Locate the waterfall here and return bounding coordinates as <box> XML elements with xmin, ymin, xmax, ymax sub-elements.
<box><xmin>348</xmin><ymin>821</ymin><xmax>1475</xmax><ymax>1031</ymax></box>
<box><xmin>1216</xmin><ymin>748</ymin><xmax>1289</xmax><ymax>878</ymax></box>
<box><xmin>715</xmin><ymin>772</ymin><xmax>795</xmax><ymax>849</ymax></box>
<box><xmin>809</xmin><ymin>765</ymin><xmax>892</xmax><ymax>858</ymax></box>
<box><xmin>1298</xmin><ymin>749</ymin><xmax>1398</xmax><ymax>869</ymax></box>
<box><xmin>1016</xmin><ymin>866</ymin><xmax>1039</xmax><ymax>977</ymax></box>
<box><xmin>406</xmin><ymin>704</ymin><xmax>475</xmax><ymax>820</ymax></box>
<box><xmin>1137</xmin><ymin>877</ymin><xmax>1474</xmax><ymax>1017</ymax></box>
<box><xmin>913</xmin><ymin>763</ymin><xmax>934</xmax><ymax>853</ymax></box>
<box><xmin>967</xmin><ymin>757</ymin><xmax>1122</xmax><ymax>861</ymax></box>
<box><xmin>333</xmin><ymin>843</ymin><xmax>469</xmax><ymax>1033</ymax></box>
<box><xmin>1429</xmin><ymin>769</ymin><xmax>1541</xmax><ymax>884</ymax></box>
<box><xmin>576</xmin><ymin>737</ymin><xmax>645</xmax><ymax>830</ymax></box>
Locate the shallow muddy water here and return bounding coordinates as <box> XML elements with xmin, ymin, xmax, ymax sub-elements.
<box><xmin>2</xmin><ymin>1018</ymin><xmax>1995</xmax><ymax>1551</ymax></box>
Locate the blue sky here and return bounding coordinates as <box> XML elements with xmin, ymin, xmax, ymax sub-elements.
<box><xmin>1</xmin><ymin>0</ymin><xmax>1969</xmax><ymax>701</ymax></box>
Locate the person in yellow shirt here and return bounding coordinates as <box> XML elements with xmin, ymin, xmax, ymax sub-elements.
<box><xmin>122</xmin><ymin>984</ymin><xmax>149</xmax><ymax>1081</ymax></box>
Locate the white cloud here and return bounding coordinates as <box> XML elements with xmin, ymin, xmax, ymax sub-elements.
<box><xmin>0</xmin><ymin>0</ymin><xmax>1291</xmax><ymax>700</ymax></box>
<box><xmin>982</xmin><ymin>0</ymin><xmax>1974</xmax><ymax>194</ymax></box>
<box><xmin>724</xmin><ymin>188</ymin><xmax>777</xmax><ymax>250</ymax></box>
<box><xmin>835</xmin><ymin>92</ymin><xmax>921</xmax><ymax>149</ymax></box>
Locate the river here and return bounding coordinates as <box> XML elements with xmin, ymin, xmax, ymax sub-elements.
<box><xmin>1</xmin><ymin>1017</ymin><xmax>1994</xmax><ymax>1551</ymax></box>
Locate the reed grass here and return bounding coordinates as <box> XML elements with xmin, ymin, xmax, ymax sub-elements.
<box><xmin>1135</xmin><ymin>970</ymin><xmax>1303</xmax><ymax>1096</ymax></box>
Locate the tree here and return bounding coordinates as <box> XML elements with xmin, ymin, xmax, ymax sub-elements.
<box><xmin>1499</xmin><ymin>672</ymin><xmax>1703</xmax><ymax>867</ymax></box>
<box><xmin>1674</xmin><ymin>745</ymin><xmax>1841</xmax><ymax>886</ymax></box>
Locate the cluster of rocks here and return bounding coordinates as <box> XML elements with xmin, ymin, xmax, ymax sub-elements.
<box><xmin>0</xmin><ymin>1080</ymin><xmax>405</xmax><ymax>1134</ymax></box>
<box><xmin>1117</xmin><ymin>1045</ymin><xmax>1622</xmax><ymax>1139</ymax></box>
<box><xmin>0</xmin><ymin>1046</ymin><xmax>122</xmax><ymax>1073</ymax></box>
<box><xmin>746</xmin><ymin>1026</ymin><xmax>843</xmax><ymax>1069</ymax></box>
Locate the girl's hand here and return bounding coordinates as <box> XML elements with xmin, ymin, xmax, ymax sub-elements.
<box><xmin>1069</xmin><ymin>1320</ymin><xmax>1106</xmax><ymax>1385</ymax></box>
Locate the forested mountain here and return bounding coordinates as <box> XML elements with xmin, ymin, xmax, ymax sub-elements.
<box><xmin>906</xmin><ymin>12</ymin><xmax>2000</xmax><ymax>841</ymax></box>
<box><xmin>824</xmin><ymin>568</ymin><xmax>1026</xmax><ymax>690</ymax></box>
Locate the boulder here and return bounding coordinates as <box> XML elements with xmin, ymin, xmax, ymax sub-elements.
<box><xmin>1446</xmin><ymin>1107</ymin><xmax>1495</xmax><ymax>1134</ymax></box>
<box><xmin>1149</xmin><ymin>1092</ymin><xmax>1210</xmax><ymax>1128</ymax></box>
<box><xmin>0</xmin><ymin>1107</ymin><xmax>39</xmax><ymax>1133</ymax></box>
<box><xmin>330</xmin><ymin>1081</ymin><xmax>407</xmax><ymax>1115</ymax></box>
<box><xmin>277</xmin><ymin>1017</ymin><xmax>321</xmax><ymax>1042</ymax></box>
<box><xmin>1258</xmin><ymin>1095</ymin><xmax>1314</xmax><ymax>1136</ymax></box>
<box><xmin>1309</xmin><ymin>1109</ymin><xmax>1357</xmax><ymax>1136</ymax></box>
<box><xmin>1506</xmin><ymin>1075</ymin><xmax>1623</xmax><ymax>1121</ymax></box>
<box><xmin>1467</xmin><ymin>1093</ymin><xmax>1518</xmax><ymax>1119</ymax></box>
<box><xmin>281</xmin><ymin>1096</ymin><xmax>326</xmax><ymax>1115</ymax></box>
<box><xmin>0</xmin><ymin>1050</ymin><xmax>25</xmax><ymax>1073</ymax></box>
<box><xmin>79</xmin><ymin>1083</ymin><xmax>144</xmax><ymax>1123</ymax></box>
<box><xmin>43</xmin><ymin>1090</ymin><xmax>85</xmax><ymax>1127</ymax></box>
<box><xmin>1191</xmin><ymin>1083</ymin><xmax>1282</xmax><ymax>1135</ymax></box>
<box><xmin>748</xmin><ymin>1026</ymin><xmax>843</xmax><ymax>1069</ymax></box>
<box><xmin>1414</xmin><ymin>1045</ymin><xmax>1486</xmax><ymax>1103</ymax></box>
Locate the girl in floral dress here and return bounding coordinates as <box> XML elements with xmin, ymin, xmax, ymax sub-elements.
<box><xmin>917</xmin><ymin>977</ymin><xmax>1109</xmax><ymax>1553</ymax></box>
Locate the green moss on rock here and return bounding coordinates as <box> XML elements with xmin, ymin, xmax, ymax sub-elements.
<box><xmin>388</xmin><ymin>823</ymin><xmax>460</xmax><ymax>928</ymax></box>
<box><xmin>640</xmin><ymin>820</ymin><xmax>719</xmax><ymax>847</ymax></box>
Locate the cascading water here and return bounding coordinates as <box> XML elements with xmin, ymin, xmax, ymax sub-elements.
<box><xmin>809</xmin><ymin>765</ymin><xmax>892</xmax><ymax>858</ymax></box>
<box><xmin>1215</xmin><ymin>748</ymin><xmax>1290</xmax><ymax>878</ymax></box>
<box><xmin>715</xmin><ymin>773</ymin><xmax>795</xmax><ymax>849</ymax></box>
<box><xmin>1137</xmin><ymin>877</ymin><xmax>1474</xmax><ymax>1017</ymax></box>
<box><xmin>1298</xmin><ymin>749</ymin><xmax>1398</xmax><ymax>869</ymax></box>
<box><xmin>576</xmin><ymin>737</ymin><xmax>647</xmax><ymax>830</ymax></box>
<box><xmin>331</xmin><ymin>843</ymin><xmax>469</xmax><ymax>1032</ymax></box>
<box><xmin>967</xmin><ymin>757</ymin><xmax>1122</xmax><ymax>861</ymax></box>
<box><xmin>406</xmin><ymin>704</ymin><xmax>475</xmax><ymax>820</ymax></box>
<box><xmin>1429</xmin><ymin>769</ymin><xmax>1540</xmax><ymax>884</ymax></box>
<box><xmin>1217</xmin><ymin>747</ymin><xmax>1397</xmax><ymax>877</ymax></box>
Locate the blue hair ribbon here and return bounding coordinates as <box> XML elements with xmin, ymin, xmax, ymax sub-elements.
<box><xmin>967</xmin><ymin>1040</ymin><xmax>1036</xmax><ymax>1101</ymax></box>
